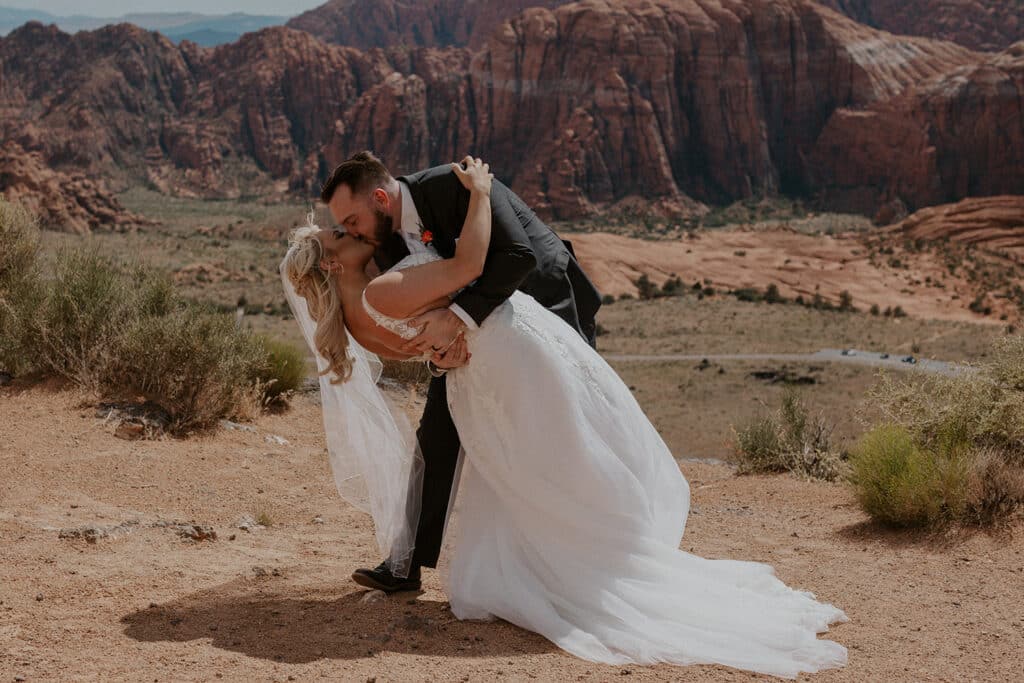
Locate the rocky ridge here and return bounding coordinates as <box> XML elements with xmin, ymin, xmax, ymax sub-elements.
<box><xmin>818</xmin><ymin>0</ymin><xmax>1024</xmax><ymax>52</ymax></box>
<box><xmin>285</xmin><ymin>0</ymin><xmax>569</xmax><ymax>50</ymax></box>
<box><xmin>0</xmin><ymin>142</ymin><xmax>149</xmax><ymax>234</ymax></box>
<box><xmin>0</xmin><ymin>1</ymin><xmax>1021</xmax><ymax>229</ymax></box>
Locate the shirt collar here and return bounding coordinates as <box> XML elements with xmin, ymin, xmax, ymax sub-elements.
<box><xmin>398</xmin><ymin>181</ymin><xmax>422</xmax><ymax>238</ymax></box>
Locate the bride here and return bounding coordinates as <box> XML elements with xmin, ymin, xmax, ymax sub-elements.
<box><xmin>281</xmin><ymin>158</ymin><xmax>847</xmax><ymax>678</ymax></box>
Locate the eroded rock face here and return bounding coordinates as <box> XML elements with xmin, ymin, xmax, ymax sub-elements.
<box><xmin>285</xmin><ymin>0</ymin><xmax>570</xmax><ymax>50</ymax></box>
<box><xmin>893</xmin><ymin>195</ymin><xmax>1024</xmax><ymax>259</ymax></box>
<box><xmin>0</xmin><ymin>2</ymin><xmax>1019</xmax><ymax>224</ymax></box>
<box><xmin>807</xmin><ymin>43</ymin><xmax>1024</xmax><ymax>214</ymax></box>
<box><xmin>0</xmin><ymin>143</ymin><xmax>150</xmax><ymax>234</ymax></box>
<box><xmin>817</xmin><ymin>0</ymin><xmax>1024</xmax><ymax>52</ymax></box>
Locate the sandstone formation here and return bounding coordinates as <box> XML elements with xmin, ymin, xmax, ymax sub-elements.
<box><xmin>817</xmin><ymin>0</ymin><xmax>1024</xmax><ymax>52</ymax></box>
<box><xmin>286</xmin><ymin>0</ymin><xmax>569</xmax><ymax>50</ymax></box>
<box><xmin>807</xmin><ymin>42</ymin><xmax>1024</xmax><ymax>215</ymax></box>
<box><xmin>892</xmin><ymin>195</ymin><xmax>1024</xmax><ymax>260</ymax></box>
<box><xmin>1</xmin><ymin>1</ymin><xmax>1020</xmax><ymax>226</ymax></box>
<box><xmin>570</xmin><ymin>227</ymin><xmax>1020</xmax><ymax>322</ymax></box>
<box><xmin>0</xmin><ymin>143</ymin><xmax>149</xmax><ymax>234</ymax></box>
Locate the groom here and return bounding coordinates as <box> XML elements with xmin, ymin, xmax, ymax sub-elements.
<box><xmin>321</xmin><ymin>150</ymin><xmax>602</xmax><ymax>591</ymax></box>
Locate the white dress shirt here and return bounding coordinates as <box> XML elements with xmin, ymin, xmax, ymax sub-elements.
<box><xmin>398</xmin><ymin>181</ymin><xmax>478</xmax><ymax>330</ymax></box>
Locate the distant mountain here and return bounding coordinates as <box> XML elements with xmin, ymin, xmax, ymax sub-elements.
<box><xmin>0</xmin><ymin>7</ymin><xmax>56</xmax><ymax>34</ymax></box>
<box><xmin>162</xmin><ymin>28</ymin><xmax>238</xmax><ymax>47</ymax></box>
<box><xmin>0</xmin><ymin>8</ymin><xmax>286</xmax><ymax>45</ymax></box>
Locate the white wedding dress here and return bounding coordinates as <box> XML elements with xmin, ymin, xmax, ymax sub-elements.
<box><xmin>363</xmin><ymin>252</ymin><xmax>848</xmax><ymax>679</ymax></box>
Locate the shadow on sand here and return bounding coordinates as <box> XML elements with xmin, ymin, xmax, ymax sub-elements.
<box><xmin>121</xmin><ymin>576</ymin><xmax>555</xmax><ymax>664</ymax></box>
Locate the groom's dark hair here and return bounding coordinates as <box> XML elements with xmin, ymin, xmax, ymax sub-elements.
<box><xmin>320</xmin><ymin>151</ymin><xmax>391</xmax><ymax>203</ymax></box>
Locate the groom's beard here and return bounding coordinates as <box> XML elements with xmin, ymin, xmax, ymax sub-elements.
<box><xmin>373</xmin><ymin>208</ymin><xmax>393</xmax><ymax>246</ymax></box>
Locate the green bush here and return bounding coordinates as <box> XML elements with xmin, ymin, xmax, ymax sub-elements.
<box><xmin>849</xmin><ymin>424</ymin><xmax>969</xmax><ymax>527</ymax></box>
<box><xmin>732</xmin><ymin>287</ymin><xmax>762</xmax><ymax>303</ymax></box>
<box><xmin>733</xmin><ymin>389</ymin><xmax>845</xmax><ymax>481</ymax></box>
<box><xmin>258</xmin><ymin>336</ymin><xmax>308</xmax><ymax>401</ymax></box>
<box><xmin>764</xmin><ymin>283</ymin><xmax>785</xmax><ymax>304</ymax></box>
<box><xmin>635</xmin><ymin>274</ymin><xmax>658</xmax><ymax>300</ymax></box>
<box><xmin>851</xmin><ymin>336</ymin><xmax>1024</xmax><ymax>528</ymax></box>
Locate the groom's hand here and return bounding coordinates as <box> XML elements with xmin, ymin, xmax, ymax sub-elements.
<box><xmin>431</xmin><ymin>332</ymin><xmax>470</xmax><ymax>369</ymax></box>
<box><xmin>401</xmin><ymin>308</ymin><xmax>467</xmax><ymax>356</ymax></box>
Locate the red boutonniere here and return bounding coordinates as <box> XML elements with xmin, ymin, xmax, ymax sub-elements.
<box><xmin>420</xmin><ymin>230</ymin><xmax>434</xmax><ymax>246</ymax></box>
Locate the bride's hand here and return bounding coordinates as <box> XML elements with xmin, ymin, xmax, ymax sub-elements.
<box><xmin>452</xmin><ymin>155</ymin><xmax>493</xmax><ymax>195</ymax></box>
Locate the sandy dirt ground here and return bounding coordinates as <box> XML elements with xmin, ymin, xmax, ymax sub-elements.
<box><xmin>2</xmin><ymin>383</ymin><xmax>1022</xmax><ymax>682</ymax></box>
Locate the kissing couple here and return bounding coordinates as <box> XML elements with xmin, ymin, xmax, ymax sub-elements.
<box><xmin>280</xmin><ymin>151</ymin><xmax>848</xmax><ymax>678</ymax></box>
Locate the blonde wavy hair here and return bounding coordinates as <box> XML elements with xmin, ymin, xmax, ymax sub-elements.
<box><xmin>283</xmin><ymin>219</ymin><xmax>353</xmax><ymax>383</ymax></box>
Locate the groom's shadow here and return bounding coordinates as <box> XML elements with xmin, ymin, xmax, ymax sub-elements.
<box><xmin>121</xmin><ymin>576</ymin><xmax>554</xmax><ymax>663</ymax></box>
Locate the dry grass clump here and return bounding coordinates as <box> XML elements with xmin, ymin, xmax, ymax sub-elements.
<box><xmin>850</xmin><ymin>337</ymin><xmax>1024</xmax><ymax>528</ymax></box>
<box><xmin>0</xmin><ymin>198</ymin><xmax>305</xmax><ymax>432</ymax></box>
<box><xmin>733</xmin><ymin>389</ymin><xmax>846</xmax><ymax>481</ymax></box>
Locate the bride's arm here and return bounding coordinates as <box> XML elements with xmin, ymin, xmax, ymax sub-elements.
<box><xmin>363</xmin><ymin>158</ymin><xmax>493</xmax><ymax>320</ymax></box>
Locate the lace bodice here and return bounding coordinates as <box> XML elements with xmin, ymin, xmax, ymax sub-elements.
<box><xmin>362</xmin><ymin>251</ymin><xmax>445</xmax><ymax>341</ymax></box>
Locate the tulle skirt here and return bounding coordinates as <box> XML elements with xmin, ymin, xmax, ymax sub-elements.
<box><xmin>442</xmin><ymin>292</ymin><xmax>847</xmax><ymax>679</ymax></box>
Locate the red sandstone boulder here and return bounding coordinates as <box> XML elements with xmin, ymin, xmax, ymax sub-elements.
<box><xmin>0</xmin><ymin>143</ymin><xmax>150</xmax><ymax>234</ymax></box>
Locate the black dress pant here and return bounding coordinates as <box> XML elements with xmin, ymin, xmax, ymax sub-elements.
<box><xmin>408</xmin><ymin>373</ymin><xmax>462</xmax><ymax>568</ymax></box>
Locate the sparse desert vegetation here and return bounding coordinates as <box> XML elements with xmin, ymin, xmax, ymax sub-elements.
<box><xmin>850</xmin><ymin>335</ymin><xmax>1024</xmax><ymax>528</ymax></box>
<box><xmin>732</xmin><ymin>389</ymin><xmax>845</xmax><ymax>481</ymax></box>
<box><xmin>0</xmin><ymin>199</ymin><xmax>304</xmax><ymax>432</ymax></box>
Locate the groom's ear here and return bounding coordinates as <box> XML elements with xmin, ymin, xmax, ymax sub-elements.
<box><xmin>372</xmin><ymin>187</ymin><xmax>389</xmax><ymax>210</ymax></box>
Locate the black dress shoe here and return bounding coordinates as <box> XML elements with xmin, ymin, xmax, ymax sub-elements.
<box><xmin>352</xmin><ymin>561</ymin><xmax>422</xmax><ymax>593</ymax></box>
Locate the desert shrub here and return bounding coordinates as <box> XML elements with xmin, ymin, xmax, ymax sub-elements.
<box><xmin>764</xmin><ymin>283</ymin><xmax>785</xmax><ymax>304</ymax></box>
<box><xmin>635</xmin><ymin>274</ymin><xmax>658</xmax><ymax>300</ymax></box>
<box><xmin>0</xmin><ymin>200</ymin><xmax>43</xmax><ymax>373</ymax></box>
<box><xmin>257</xmin><ymin>336</ymin><xmax>308</xmax><ymax>402</ymax></box>
<box><xmin>849</xmin><ymin>424</ymin><xmax>971</xmax><ymax>528</ymax></box>
<box><xmin>601</xmin><ymin>293</ymin><xmax>616</xmax><ymax>305</ymax></box>
<box><xmin>661</xmin><ymin>276</ymin><xmax>684</xmax><ymax>297</ymax></box>
<box><xmin>733</xmin><ymin>415</ymin><xmax>782</xmax><ymax>470</ymax></box>
<box><xmin>733</xmin><ymin>389</ymin><xmax>845</xmax><ymax>481</ymax></box>
<box><xmin>732</xmin><ymin>287</ymin><xmax>762</xmax><ymax>303</ymax></box>
<box><xmin>0</xmin><ymin>204</ymin><xmax>306</xmax><ymax>431</ymax></box>
<box><xmin>29</xmin><ymin>248</ymin><xmax>137</xmax><ymax>385</ymax></box>
<box><xmin>851</xmin><ymin>336</ymin><xmax>1024</xmax><ymax>527</ymax></box>
<box><xmin>838</xmin><ymin>290</ymin><xmax>854</xmax><ymax>312</ymax></box>
<box><xmin>108</xmin><ymin>302</ymin><xmax>270</xmax><ymax>431</ymax></box>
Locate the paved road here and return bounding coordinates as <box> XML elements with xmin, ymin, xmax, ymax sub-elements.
<box><xmin>603</xmin><ymin>348</ymin><xmax>971</xmax><ymax>376</ymax></box>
